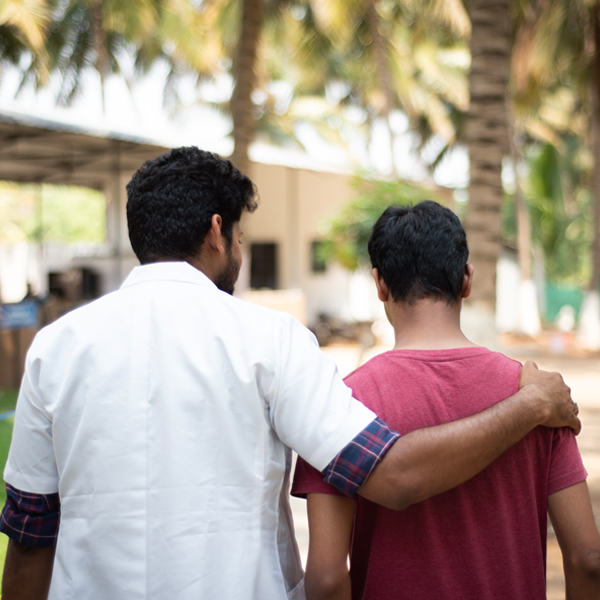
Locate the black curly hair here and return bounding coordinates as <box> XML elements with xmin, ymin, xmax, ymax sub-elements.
<box><xmin>126</xmin><ymin>147</ymin><xmax>258</xmax><ymax>264</ymax></box>
<box><xmin>368</xmin><ymin>201</ymin><xmax>469</xmax><ymax>305</ymax></box>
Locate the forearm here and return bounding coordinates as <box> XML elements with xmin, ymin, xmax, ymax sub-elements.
<box><xmin>359</xmin><ymin>385</ymin><xmax>550</xmax><ymax>509</ymax></box>
<box><xmin>565</xmin><ymin>560</ymin><xmax>600</xmax><ymax>600</ymax></box>
<box><xmin>549</xmin><ymin>482</ymin><xmax>600</xmax><ymax>600</ymax></box>
<box><xmin>2</xmin><ymin>539</ymin><xmax>55</xmax><ymax>600</ymax></box>
<box><xmin>305</xmin><ymin>493</ymin><xmax>354</xmax><ymax>600</ymax></box>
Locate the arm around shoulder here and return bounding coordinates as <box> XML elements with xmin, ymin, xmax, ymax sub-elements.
<box><xmin>358</xmin><ymin>363</ymin><xmax>581</xmax><ymax>510</ymax></box>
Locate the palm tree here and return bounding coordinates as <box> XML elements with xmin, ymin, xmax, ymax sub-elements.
<box><xmin>256</xmin><ymin>0</ymin><xmax>470</xmax><ymax>172</ymax></box>
<box><xmin>0</xmin><ymin>0</ymin><xmax>49</xmax><ymax>81</ymax></box>
<box><xmin>36</xmin><ymin>0</ymin><xmax>210</xmax><ymax>111</ymax></box>
<box><xmin>462</xmin><ymin>0</ymin><xmax>512</xmax><ymax>345</ymax></box>
<box><xmin>223</xmin><ymin>0</ymin><xmax>472</xmax><ymax>176</ymax></box>
<box><xmin>229</xmin><ymin>0</ymin><xmax>262</xmax><ymax>175</ymax></box>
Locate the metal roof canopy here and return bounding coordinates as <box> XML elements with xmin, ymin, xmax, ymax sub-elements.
<box><xmin>0</xmin><ymin>109</ymin><xmax>170</xmax><ymax>189</ymax></box>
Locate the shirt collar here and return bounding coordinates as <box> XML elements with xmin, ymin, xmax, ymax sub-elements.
<box><xmin>121</xmin><ymin>261</ymin><xmax>217</xmax><ymax>290</ymax></box>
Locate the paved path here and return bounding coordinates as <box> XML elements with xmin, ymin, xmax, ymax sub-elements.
<box><xmin>290</xmin><ymin>345</ymin><xmax>600</xmax><ymax>599</ymax></box>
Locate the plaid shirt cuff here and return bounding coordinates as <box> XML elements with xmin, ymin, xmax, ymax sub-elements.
<box><xmin>0</xmin><ymin>483</ymin><xmax>60</xmax><ymax>548</ymax></box>
<box><xmin>322</xmin><ymin>417</ymin><xmax>400</xmax><ymax>497</ymax></box>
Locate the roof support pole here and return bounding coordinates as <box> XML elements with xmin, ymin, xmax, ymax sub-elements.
<box><xmin>286</xmin><ymin>167</ymin><xmax>301</xmax><ymax>290</ymax></box>
<box><xmin>112</xmin><ymin>141</ymin><xmax>122</xmax><ymax>288</ymax></box>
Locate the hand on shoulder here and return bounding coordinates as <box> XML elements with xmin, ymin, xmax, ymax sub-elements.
<box><xmin>519</xmin><ymin>361</ymin><xmax>581</xmax><ymax>434</ymax></box>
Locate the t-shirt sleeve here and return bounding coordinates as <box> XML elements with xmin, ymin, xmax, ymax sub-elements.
<box><xmin>547</xmin><ymin>427</ymin><xmax>588</xmax><ymax>495</ymax></box>
<box><xmin>292</xmin><ymin>456</ymin><xmax>343</xmax><ymax>498</ymax></box>
<box><xmin>4</xmin><ymin>341</ymin><xmax>59</xmax><ymax>494</ymax></box>
<box><xmin>265</xmin><ymin>315</ymin><xmax>377</xmax><ymax>472</ymax></box>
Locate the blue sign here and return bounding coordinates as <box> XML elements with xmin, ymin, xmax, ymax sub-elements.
<box><xmin>0</xmin><ymin>300</ymin><xmax>39</xmax><ymax>331</ymax></box>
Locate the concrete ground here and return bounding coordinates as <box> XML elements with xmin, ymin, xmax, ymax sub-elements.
<box><xmin>290</xmin><ymin>341</ymin><xmax>600</xmax><ymax>599</ymax></box>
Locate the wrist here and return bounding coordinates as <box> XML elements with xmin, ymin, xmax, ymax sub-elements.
<box><xmin>516</xmin><ymin>383</ymin><xmax>547</xmax><ymax>427</ymax></box>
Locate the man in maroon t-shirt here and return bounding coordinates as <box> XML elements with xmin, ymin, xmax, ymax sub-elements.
<box><xmin>292</xmin><ymin>201</ymin><xmax>600</xmax><ymax>600</ymax></box>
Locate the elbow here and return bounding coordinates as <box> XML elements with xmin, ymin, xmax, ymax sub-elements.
<box><xmin>305</xmin><ymin>566</ymin><xmax>350</xmax><ymax>600</ymax></box>
<box><xmin>385</xmin><ymin>472</ymin><xmax>428</xmax><ymax>511</ymax></box>
<box><xmin>374</xmin><ymin>482</ymin><xmax>421</xmax><ymax>512</ymax></box>
<box><xmin>565</xmin><ymin>548</ymin><xmax>600</xmax><ymax>583</ymax></box>
<box><xmin>392</xmin><ymin>488</ymin><xmax>423</xmax><ymax>511</ymax></box>
<box><xmin>360</xmin><ymin>469</ymin><xmax>425</xmax><ymax>511</ymax></box>
<box><xmin>359</xmin><ymin>446</ymin><xmax>441</xmax><ymax>511</ymax></box>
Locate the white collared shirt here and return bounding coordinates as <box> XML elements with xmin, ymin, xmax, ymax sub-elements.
<box><xmin>5</xmin><ymin>262</ymin><xmax>375</xmax><ymax>600</ymax></box>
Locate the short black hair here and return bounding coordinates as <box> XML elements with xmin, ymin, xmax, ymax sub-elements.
<box><xmin>368</xmin><ymin>200</ymin><xmax>469</xmax><ymax>304</ymax></box>
<box><xmin>126</xmin><ymin>147</ymin><xmax>258</xmax><ymax>264</ymax></box>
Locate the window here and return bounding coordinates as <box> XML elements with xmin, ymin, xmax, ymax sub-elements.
<box><xmin>311</xmin><ymin>240</ymin><xmax>328</xmax><ymax>273</ymax></box>
<box><xmin>251</xmin><ymin>243</ymin><xmax>278</xmax><ymax>289</ymax></box>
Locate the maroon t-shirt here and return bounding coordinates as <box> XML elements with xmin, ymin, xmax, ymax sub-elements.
<box><xmin>292</xmin><ymin>347</ymin><xmax>587</xmax><ymax>600</ymax></box>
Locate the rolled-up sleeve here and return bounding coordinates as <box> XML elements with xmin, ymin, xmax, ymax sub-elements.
<box><xmin>321</xmin><ymin>417</ymin><xmax>400</xmax><ymax>497</ymax></box>
<box><xmin>0</xmin><ymin>483</ymin><xmax>60</xmax><ymax>548</ymax></box>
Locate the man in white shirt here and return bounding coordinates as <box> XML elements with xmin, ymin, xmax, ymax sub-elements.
<box><xmin>1</xmin><ymin>147</ymin><xmax>580</xmax><ymax>600</ymax></box>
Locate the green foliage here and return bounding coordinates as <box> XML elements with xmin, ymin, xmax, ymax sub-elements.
<box><xmin>525</xmin><ymin>142</ymin><xmax>592</xmax><ymax>285</ymax></box>
<box><xmin>36</xmin><ymin>185</ymin><xmax>106</xmax><ymax>243</ymax></box>
<box><xmin>0</xmin><ymin>388</ymin><xmax>17</xmax><ymax>579</ymax></box>
<box><xmin>320</xmin><ymin>173</ymin><xmax>441</xmax><ymax>270</ymax></box>
<box><xmin>506</xmin><ymin>0</ymin><xmax>600</xmax><ymax>289</ymax></box>
<box><xmin>0</xmin><ymin>387</ymin><xmax>18</xmax><ymax>410</ymax></box>
<box><xmin>0</xmin><ymin>389</ymin><xmax>17</xmax><ymax>540</ymax></box>
<box><xmin>0</xmin><ymin>182</ymin><xmax>106</xmax><ymax>244</ymax></box>
<box><xmin>503</xmin><ymin>140</ymin><xmax>592</xmax><ymax>286</ymax></box>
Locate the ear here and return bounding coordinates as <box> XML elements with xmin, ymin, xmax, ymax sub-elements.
<box><xmin>372</xmin><ymin>268</ymin><xmax>390</xmax><ymax>303</ymax></box>
<box><xmin>462</xmin><ymin>263</ymin><xmax>474</xmax><ymax>299</ymax></box>
<box><xmin>205</xmin><ymin>214</ymin><xmax>226</xmax><ymax>253</ymax></box>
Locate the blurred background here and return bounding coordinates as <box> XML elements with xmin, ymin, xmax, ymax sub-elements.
<box><xmin>0</xmin><ymin>0</ymin><xmax>599</xmax><ymax>597</ymax></box>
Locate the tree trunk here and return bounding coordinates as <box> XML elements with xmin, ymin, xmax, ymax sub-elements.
<box><xmin>590</xmin><ymin>4</ymin><xmax>600</xmax><ymax>294</ymax></box>
<box><xmin>230</xmin><ymin>0</ymin><xmax>263</xmax><ymax>177</ymax></box>
<box><xmin>576</xmin><ymin>3</ymin><xmax>600</xmax><ymax>350</ymax></box>
<box><xmin>462</xmin><ymin>0</ymin><xmax>511</xmax><ymax>346</ymax></box>
<box><xmin>366</xmin><ymin>0</ymin><xmax>396</xmax><ymax>174</ymax></box>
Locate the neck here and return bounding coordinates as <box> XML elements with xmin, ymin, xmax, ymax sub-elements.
<box><xmin>186</xmin><ymin>251</ymin><xmax>216</xmax><ymax>284</ymax></box>
<box><xmin>387</xmin><ymin>298</ymin><xmax>476</xmax><ymax>351</ymax></box>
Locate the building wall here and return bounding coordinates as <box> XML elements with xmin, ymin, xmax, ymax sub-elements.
<box><xmin>244</xmin><ymin>163</ymin><xmax>382</xmax><ymax>325</ymax></box>
<box><xmin>0</xmin><ymin>161</ymin><xmax>396</xmax><ymax>327</ymax></box>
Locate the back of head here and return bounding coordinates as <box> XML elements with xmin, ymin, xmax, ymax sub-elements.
<box><xmin>368</xmin><ymin>200</ymin><xmax>468</xmax><ymax>304</ymax></box>
<box><xmin>126</xmin><ymin>147</ymin><xmax>258</xmax><ymax>264</ymax></box>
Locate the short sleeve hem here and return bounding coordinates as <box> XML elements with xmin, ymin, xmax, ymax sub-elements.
<box><xmin>321</xmin><ymin>417</ymin><xmax>400</xmax><ymax>497</ymax></box>
<box><xmin>4</xmin><ymin>465</ymin><xmax>59</xmax><ymax>495</ymax></box>
<box><xmin>291</xmin><ymin>457</ymin><xmax>344</xmax><ymax>499</ymax></box>
<box><xmin>548</xmin><ymin>468</ymin><xmax>588</xmax><ymax>496</ymax></box>
<box><xmin>547</xmin><ymin>427</ymin><xmax>588</xmax><ymax>496</ymax></box>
